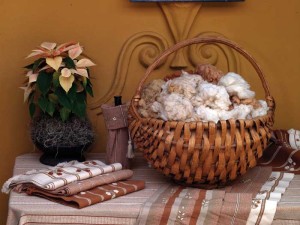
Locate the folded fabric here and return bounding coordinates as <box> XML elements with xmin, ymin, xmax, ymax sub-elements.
<box><xmin>26</xmin><ymin>180</ymin><xmax>145</xmax><ymax>208</ymax></box>
<box><xmin>2</xmin><ymin>160</ymin><xmax>122</xmax><ymax>193</ymax></box>
<box><xmin>258</xmin><ymin>130</ymin><xmax>300</xmax><ymax>174</ymax></box>
<box><xmin>14</xmin><ymin>169</ymin><xmax>133</xmax><ymax>196</ymax></box>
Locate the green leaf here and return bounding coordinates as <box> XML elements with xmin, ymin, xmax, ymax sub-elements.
<box><xmin>28</xmin><ymin>91</ymin><xmax>35</xmax><ymax>103</ymax></box>
<box><xmin>76</xmin><ymin>91</ymin><xmax>86</xmax><ymax>103</ymax></box>
<box><xmin>60</xmin><ymin>107</ymin><xmax>71</xmax><ymax>122</ymax></box>
<box><xmin>52</xmin><ymin>72</ymin><xmax>60</xmax><ymax>88</ymax></box>
<box><xmin>67</xmin><ymin>84</ymin><xmax>77</xmax><ymax>102</ymax></box>
<box><xmin>37</xmin><ymin>71</ymin><xmax>52</xmax><ymax>95</ymax></box>
<box><xmin>38</xmin><ymin>96</ymin><xmax>48</xmax><ymax>112</ymax></box>
<box><xmin>86</xmin><ymin>84</ymin><xmax>93</xmax><ymax>97</ymax></box>
<box><xmin>82</xmin><ymin>77</ymin><xmax>87</xmax><ymax>88</ymax></box>
<box><xmin>48</xmin><ymin>93</ymin><xmax>58</xmax><ymax>104</ymax></box>
<box><xmin>73</xmin><ymin>101</ymin><xmax>86</xmax><ymax>118</ymax></box>
<box><xmin>63</xmin><ymin>57</ymin><xmax>76</xmax><ymax>69</ymax></box>
<box><xmin>29</xmin><ymin>103</ymin><xmax>36</xmax><ymax>118</ymax></box>
<box><xmin>24</xmin><ymin>63</ymin><xmax>34</xmax><ymax>70</ymax></box>
<box><xmin>32</xmin><ymin>58</ymin><xmax>45</xmax><ymax>72</ymax></box>
<box><xmin>46</xmin><ymin>101</ymin><xmax>55</xmax><ymax>116</ymax></box>
<box><xmin>55</xmin><ymin>88</ymin><xmax>72</xmax><ymax>109</ymax></box>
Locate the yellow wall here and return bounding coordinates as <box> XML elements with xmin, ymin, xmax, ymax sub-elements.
<box><xmin>0</xmin><ymin>0</ymin><xmax>299</xmax><ymax>222</ymax></box>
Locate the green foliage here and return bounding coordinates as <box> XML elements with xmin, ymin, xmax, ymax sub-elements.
<box><xmin>55</xmin><ymin>88</ymin><xmax>72</xmax><ymax>110</ymax></box>
<box><xmin>29</xmin><ymin>103</ymin><xmax>36</xmax><ymax>118</ymax></box>
<box><xmin>46</xmin><ymin>101</ymin><xmax>55</xmax><ymax>117</ymax></box>
<box><xmin>33</xmin><ymin>58</ymin><xmax>45</xmax><ymax>72</ymax></box>
<box><xmin>38</xmin><ymin>96</ymin><xmax>49</xmax><ymax>112</ymax></box>
<box><xmin>52</xmin><ymin>72</ymin><xmax>60</xmax><ymax>88</ymax></box>
<box><xmin>60</xmin><ymin>107</ymin><xmax>71</xmax><ymax>122</ymax></box>
<box><xmin>85</xmin><ymin>83</ymin><xmax>93</xmax><ymax>97</ymax></box>
<box><xmin>67</xmin><ymin>84</ymin><xmax>77</xmax><ymax>102</ymax></box>
<box><xmin>24</xmin><ymin>63</ymin><xmax>34</xmax><ymax>70</ymax></box>
<box><xmin>37</xmin><ymin>71</ymin><xmax>52</xmax><ymax>95</ymax></box>
<box><xmin>29</xmin><ymin>77</ymin><xmax>93</xmax><ymax>121</ymax></box>
<box><xmin>73</xmin><ymin>101</ymin><xmax>86</xmax><ymax>118</ymax></box>
<box><xmin>27</xmin><ymin>70</ymin><xmax>94</xmax><ymax>121</ymax></box>
<box><xmin>48</xmin><ymin>93</ymin><xmax>58</xmax><ymax>104</ymax></box>
<box><xmin>23</xmin><ymin>44</ymin><xmax>94</xmax><ymax>122</ymax></box>
<box><xmin>63</xmin><ymin>57</ymin><xmax>76</xmax><ymax>69</ymax></box>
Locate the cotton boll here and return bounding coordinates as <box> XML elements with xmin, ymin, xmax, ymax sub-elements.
<box><xmin>138</xmin><ymin>79</ymin><xmax>165</xmax><ymax>118</ymax></box>
<box><xmin>190</xmin><ymin>95</ymin><xmax>204</xmax><ymax>108</ymax></box>
<box><xmin>196</xmin><ymin>83</ymin><xmax>231</xmax><ymax>110</ymax></box>
<box><xmin>232</xmin><ymin>104</ymin><xmax>253</xmax><ymax>120</ymax></box>
<box><xmin>141</xmin><ymin>79</ymin><xmax>165</xmax><ymax>102</ymax></box>
<box><xmin>227</xmin><ymin>84</ymin><xmax>255</xmax><ymax>99</ymax></box>
<box><xmin>218</xmin><ymin>109</ymin><xmax>236</xmax><ymax>121</ymax></box>
<box><xmin>162</xmin><ymin>72</ymin><xmax>202</xmax><ymax>99</ymax></box>
<box><xmin>196</xmin><ymin>105</ymin><xmax>220</xmax><ymax>123</ymax></box>
<box><xmin>181</xmin><ymin>71</ymin><xmax>204</xmax><ymax>85</ymax></box>
<box><xmin>251</xmin><ymin>100</ymin><xmax>269</xmax><ymax>118</ymax></box>
<box><xmin>151</xmin><ymin>101</ymin><xmax>168</xmax><ymax>121</ymax></box>
<box><xmin>163</xmin><ymin>93</ymin><xmax>194</xmax><ymax>121</ymax></box>
<box><xmin>218</xmin><ymin>72</ymin><xmax>255</xmax><ymax>99</ymax></box>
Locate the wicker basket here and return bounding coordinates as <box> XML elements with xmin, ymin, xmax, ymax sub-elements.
<box><xmin>128</xmin><ymin>37</ymin><xmax>275</xmax><ymax>187</ymax></box>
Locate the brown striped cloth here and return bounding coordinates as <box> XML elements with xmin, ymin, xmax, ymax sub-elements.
<box><xmin>14</xmin><ymin>169</ymin><xmax>133</xmax><ymax>196</ymax></box>
<box><xmin>136</xmin><ymin>185</ymin><xmax>225</xmax><ymax>225</ymax></box>
<box><xmin>258</xmin><ymin>129</ymin><xmax>300</xmax><ymax>174</ymax></box>
<box><xmin>26</xmin><ymin>180</ymin><xmax>145</xmax><ymax>209</ymax></box>
<box><xmin>137</xmin><ymin>166</ymin><xmax>292</xmax><ymax>225</ymax></box>
<box><xmin>136</xmin><ymin>187</ymin><xmax>255</xmax><ymax>225</ymax></box>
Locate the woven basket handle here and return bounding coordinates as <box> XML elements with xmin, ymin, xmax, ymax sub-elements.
<box><xmin>131</xmin><ymin>36</ymin><xmax>274</xmax><ymax>119</ymax></box>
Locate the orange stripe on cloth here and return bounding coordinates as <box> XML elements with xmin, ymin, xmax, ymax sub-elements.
<box><xmin>189</xmin><ymin>190</ymin><xmax>206</xmax><ymax>225</ymax></box>
<box><xmin>159</xmin><ymin>186</ymin><xmax>184</xmax><ymax>225</ymax></box>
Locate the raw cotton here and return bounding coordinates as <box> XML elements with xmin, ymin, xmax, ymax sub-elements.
<box><xmin>138</xmin><ymin>69</ymin><xmax>269</xmax><ymax>123</ymax></box>
<box><xmin>161</xmin><ymin>71</ymin><xmax>204</xmax><ymax>99</ymax></box>
<box><xmin>152</xmin><ymin>93</ymin><xmax>194</xmax><ymax>121</ymax></box>
<box><xmin>193</xmin><ymin>83</ymin><xmax>231</xmax><ymax>110</ymax></box>
<box><xmin>138</xmin><ymin>79</ymin><xmax>165</xmax><ymax>118</ymax></box>
<box><xmin>218</xmin><ymin>72</ymin><xmax>255</xmax><ymax>99</ymax></box>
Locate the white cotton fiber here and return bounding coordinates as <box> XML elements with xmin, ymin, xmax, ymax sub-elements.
<box><xmin>196</xmin><ymin>83</ymin><xmax>231</xmax><ymax>110</ymax></box>
<box><xmin>251</xmin><ymin>100</ymin><xmax>269</xmax><ymax>118</ymax></box>
<box><xmin>218</xmin><ymin>72</ymin><xmax>255</xmax><ymax>99</ymax></box>
<box><xmin>196</xmin><ymin>105</ymin><xmax>220</xmax><ymax>123</ymax></box>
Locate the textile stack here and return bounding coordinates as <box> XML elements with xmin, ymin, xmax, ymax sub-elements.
<box><xmin>2</xmin><ymin>160</ymin><xmax>145</xmax><ymax>208</ymax></box>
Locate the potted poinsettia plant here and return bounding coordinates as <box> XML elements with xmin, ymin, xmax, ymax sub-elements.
<box><xmin>21</xmin><ymin>42</ymin><xmax>95</xmax><ymax>166</ymax></box>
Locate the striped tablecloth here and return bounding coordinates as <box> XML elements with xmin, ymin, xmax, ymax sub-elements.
<box><xmin>6</xmin><ymin>153</ymin><xmax>300</xmax><ymax>225</ymax></box>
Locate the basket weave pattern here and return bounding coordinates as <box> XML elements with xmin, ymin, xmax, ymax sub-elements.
<box><xmin>129</xmin><ymin>37</ymin><xmax>275</xmax><ymax>186</ymax></box>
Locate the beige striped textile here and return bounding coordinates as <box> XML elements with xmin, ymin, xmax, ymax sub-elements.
<box><xmin>6</xmin><ymin>149</ymin><xmax>300</xmax><ymax>225</ymax></box>
<box><xmin>3</xmin><ymin>159</ymin><xmax>122</xmax><ymax>193</ymax></box>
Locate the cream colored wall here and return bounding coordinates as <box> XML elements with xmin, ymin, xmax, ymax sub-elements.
<box><xmin>0</xmin><ymin>0</ymin><xmax>299</xmax><ymax>222</ymax></box>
